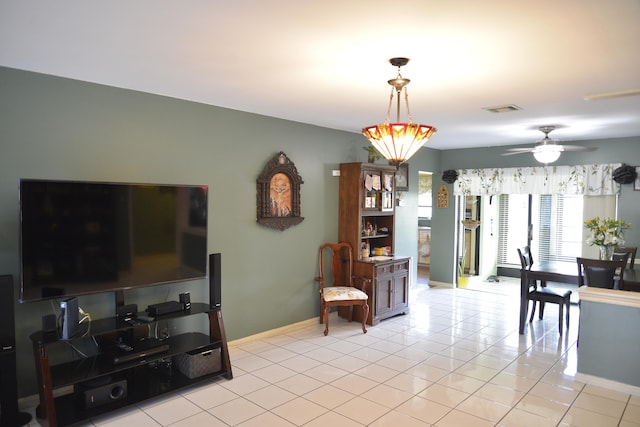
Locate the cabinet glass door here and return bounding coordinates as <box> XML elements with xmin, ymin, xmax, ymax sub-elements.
<box><xmin>381</xmin><ymin>172</ymin><xmax>394</xmax><ymax>212</ymax></box>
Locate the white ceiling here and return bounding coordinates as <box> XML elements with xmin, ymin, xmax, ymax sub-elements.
<box><xmin>1</xmin><ymin>0</ymin><xmax>639</xmax><ymax>150</ymax></box>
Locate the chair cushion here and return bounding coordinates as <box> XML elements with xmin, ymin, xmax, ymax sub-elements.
<box><xmin>530</xmin><ymin>287</ymin><xmax>572</xmax><ymax>299</ymax></box>
<box><xmin>323</xmin><ymin>287</ymin><xmax>368</xmax><ymax>302</ymax></box>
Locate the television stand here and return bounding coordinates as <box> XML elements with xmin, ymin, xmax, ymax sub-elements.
<box><xmin>31</xmin><ymin>304</ymin><xmax>232</xmax><ymax>427</ymax></box>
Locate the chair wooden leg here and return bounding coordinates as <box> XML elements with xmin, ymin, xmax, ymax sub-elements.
<box><xmin>323</xmin><ymin>306</ymin><xmax>330</xmax><ymax>336</ymax></box>
<box><xmin>529</xmin><ymin>301</ymin><xmax>536</xmax><ymax>322</ymax></box>
<box><xmin>361</xmin><ymin>303</ymin><xmax>369</xmax><ymax>334</ymax></box>
<box><xmin>558</xmin><ymin>303</ymin><xmax>564</xmax><ymax>336</ymax></box>
<box><xmin>539</xmin><ymin>302</ymin><xmax>545</xmax><ymax>319</ymax></box>
<box><xmin>319</xmin><ymin>300</ymin><xmax>325</xmax><ymax>324</ymax></box>
<box><xmin>565</xmin><ymin>298</ymin><xmax>571</xmax><ymax>328</ymax></box>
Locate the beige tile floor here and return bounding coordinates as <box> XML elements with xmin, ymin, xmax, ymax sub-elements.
<box><xmin>25</xmin><ymin>283</ymin><xmax>640</xmax><ymax>426</ymax></box>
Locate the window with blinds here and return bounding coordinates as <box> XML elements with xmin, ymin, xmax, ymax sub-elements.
<box><xmin>498</xmin><ymin>194</ymin><xmax>584</xmax><ymax>265</ymax></box>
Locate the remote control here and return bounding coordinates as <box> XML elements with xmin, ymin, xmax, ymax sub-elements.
<box><xmin>117</xmin><ymin>343</ymin><xmax>133</xmax><ymax>352</ymax></box>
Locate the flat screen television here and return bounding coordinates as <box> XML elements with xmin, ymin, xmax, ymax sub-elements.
<box><xmin>19</xmin><ymin>179</ymin><xmax>208</xmax><ymax>303</ymax></box>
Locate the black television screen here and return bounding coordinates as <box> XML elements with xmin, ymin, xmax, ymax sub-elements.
<box><xmin>19</xmin><ymin>179</ymin><xmax>208</xmax><ymax>303</ymax></box>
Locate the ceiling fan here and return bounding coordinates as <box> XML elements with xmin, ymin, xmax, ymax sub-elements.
<box><xmin>502</xmin><ymin>125</ymin><xmax>597</xmax><ymax>164</ymax></box>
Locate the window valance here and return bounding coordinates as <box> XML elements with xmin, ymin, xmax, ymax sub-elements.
<box><xmin>453</xmin><ymin>164</ymin><xmax>621</xmax><ymax>196</ymax></box>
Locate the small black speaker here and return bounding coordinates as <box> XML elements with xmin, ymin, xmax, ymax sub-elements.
<box><xmin>179</xmin><ymin>292</ymin><xmax>191</xmax><ymax>310</ymax></box>
<box><xmin>0</xmin><ymin>274</ymin><xmax>32</xmax><ymax>427</ymax></box>
<box><xmin>209</xmin><ymin>253</ymin><xmax>221</xmax><ymax>309</ymax></box>
<box><xmin>42</xmin><ymin>314</ymin><xmax>57</xmax><ymax>336</ymax></box>
<box><xmin>116</xmin><ymin>303</ymin><xmax>138</xmax><ymax>320</ymax></box>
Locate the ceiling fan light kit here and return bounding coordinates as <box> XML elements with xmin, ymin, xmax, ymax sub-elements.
<box><xmin>362</xmin><ymin>57</ymin><xmax>437</xmax><ymax>166</ymax></box>
<box><xmin>532</xmin><ymin>145</ymin><xmax>562</xmax><ymax>164</ymax></box>
<box><xmin>502</xmin><ymin>125</ymin><xmax>596</xmax><ymax>164</ymax></box>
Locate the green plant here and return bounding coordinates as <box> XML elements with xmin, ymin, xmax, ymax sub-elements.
<box><xmin>363</xmin><ymin>145</ymin><xmax>383</xmax><ymax>161</ymax></box>
<box><xmin>458</xmin><ymin>248</ymin><xmax>467</xmax><ymax>277</ymax></box>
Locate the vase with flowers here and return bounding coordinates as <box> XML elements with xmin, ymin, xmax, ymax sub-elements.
<box><xmin>584</xmin><ymin>217</ymin><xmax>631</xmax><ymax>260</ymax></box>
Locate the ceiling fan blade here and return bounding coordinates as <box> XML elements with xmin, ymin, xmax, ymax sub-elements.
<box><xmin>501</xmin><ymin>149</ymin><xmax>533</xmax><ymax>156</ymax></box>
<box><xmin>503</xmin><ymin>147</ymin><xmax>535</xmax><ymax>152</ymax></box>
<box><xmin>558</xmin><ymin>145</ymin><xmax>597</xmax><ymax>152</ymax></box>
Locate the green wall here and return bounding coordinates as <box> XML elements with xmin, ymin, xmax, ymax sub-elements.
<box><xmin>0</xmin><ymin>66</ymin><xmax>369</xmax><ymax>396</ymax></box>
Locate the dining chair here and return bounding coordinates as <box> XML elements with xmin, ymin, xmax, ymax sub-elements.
<box><xmin>315</xmin><ymin>243</ymin><xmax>370</xmax><ymax>336</ymax></box>
<box><xmin>518</xmin><ymin>247</ymin><xmax>572</xmax><ymax>335</ymax></box>
<box><xmin>613</xmin><ymin>246</ymin><xmax>637</xmax><ymax>268</ymax></box>
<box><xmin>576</xmin><ymin>257</ymin><xmax>628</xmax><ymax>289</ymax></box>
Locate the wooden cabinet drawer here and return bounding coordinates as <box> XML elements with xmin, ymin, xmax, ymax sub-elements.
<box><xmin>393</xmin><ymin>261</ymin><xmax>409</xmax><ymax>272</ymax></box>
<box><xmin>374</xmin><ymin>264</ymin><xmax>392</xmax><ymax>275</ymax></box>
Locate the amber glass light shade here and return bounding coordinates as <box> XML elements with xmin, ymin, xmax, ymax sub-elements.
<box><xmin>362</xmin><ymin>122</ymin><xmax>437</xmax><ymax>165</ymax></box>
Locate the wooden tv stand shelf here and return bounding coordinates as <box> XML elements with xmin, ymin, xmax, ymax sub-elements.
<box><xmin>31</xmin><ymin>303</ymin><xmax>232</xmax><ymax>427</ymax></box>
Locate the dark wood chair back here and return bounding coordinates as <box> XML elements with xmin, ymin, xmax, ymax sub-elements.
<box><xmin>318</xmin><ymin>242</ymin><xmax>353</xmax><ymax>288</ymax></box>
<box><xmin>517</xmin><ymin>246</ymin><xmax>533</xmax><ymax>269</ymax></box>
<box><xmin>517</xmin><ymin>246</ymin><xmax>546</xmax><ymax>288</ymax></box>
<box><xmin>613</xmin><ymin>246</ymin><xmax>637</xmax><ymax>268</ymax></box>
<box><xmin>576</xmin><ymin>257</ymin><xmax>628</xmax><ymax>289</ymax></box>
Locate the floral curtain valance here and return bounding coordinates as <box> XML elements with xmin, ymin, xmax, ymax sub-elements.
<box><xmin>453</xmin><ymin>163</ymin><xmax>621</xmax><ymax>196</ymax></box>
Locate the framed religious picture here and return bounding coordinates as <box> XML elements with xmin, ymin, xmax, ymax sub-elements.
<box><xmin>395</xmin><ymin>163</ymin><xmax>409</xmax><ymax>191</ymax></box>
<box><xmin>256</xmin><ymin>152</ymin><xmax>304</xmax><ymax>230</ymax></box>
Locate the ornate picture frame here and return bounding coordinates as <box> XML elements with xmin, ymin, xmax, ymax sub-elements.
<box><xmin>256</xmin><ymin>151</ymin><xmax>304</xmax><ymax>231</ymax></box>
<box><xmin>395</xmin><ymin>163</ymin><xmax>409</xmax><ymax>192</ymax></box>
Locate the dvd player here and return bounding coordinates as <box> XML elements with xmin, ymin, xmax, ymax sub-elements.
<box><xmin>111</xmin><ymin>339</ymin><xmax>170</xmax><ymax>365</ymax></box>
<box><xmin>147</xmin><ymin>301</ymin><xmax>183</xmax><ymax>317</ymax></box>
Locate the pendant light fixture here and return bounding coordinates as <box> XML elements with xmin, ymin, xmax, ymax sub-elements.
<box><xmin>362</xmin><ymin>57</ymin><xmax>437</xmax><ymax>166</ymax></box>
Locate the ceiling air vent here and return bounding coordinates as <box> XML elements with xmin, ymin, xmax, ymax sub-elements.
<box><xmin>482</xmin><ymin>104</ymin><xmax>522</xmax><ymax>113</ymax></box>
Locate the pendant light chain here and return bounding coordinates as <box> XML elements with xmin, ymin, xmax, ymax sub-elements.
<box><xmin>403</xmin><ymin>87</ymin><xmax>414</xmax><ymax>124</ymax></box>
<box><xmin>384</xmin><ymin>87</ymin><xmax>395</xmax><ymax>125</ymax></box>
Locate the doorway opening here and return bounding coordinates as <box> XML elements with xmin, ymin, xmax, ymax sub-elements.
<box><xmin>417</xmin><ymin>171</ymin><xmax>432</xmax><ymax>286</ymax></box>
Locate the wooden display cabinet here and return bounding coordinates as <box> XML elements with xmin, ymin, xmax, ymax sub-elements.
<box><xmin>339</xmin><ymin>163</ymin><xmax>398</xmax><ymax>258</ymax></box>
<box><xmin>338</xmin><ymin>162</ymin><xmax>410</xmax><ymax>325</ymax></box>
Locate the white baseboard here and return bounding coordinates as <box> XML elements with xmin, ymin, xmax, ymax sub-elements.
<box><xmin>228</xmin><ymin>317</ymin><xmax>318</xmax><ymax>347</ymax></box>
<box><xmin>428</xmin><ymin>280</ymin><xmax>454</xmax><ymax>288</ymax></box>
<box><xmin>575</xmin><ymin>372</ymin><xmax>640</xmax><ymax>396</ymax></box>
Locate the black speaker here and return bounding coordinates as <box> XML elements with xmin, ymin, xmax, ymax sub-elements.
<box><xmin>0</xmin><ymin>275</ymin><xmax>32</xmax><ymax>427</ymax></box>
<box><xmin>75</xmin><ymin>377</ymin><xmax>127</xmax><ymax>409</ymax></box>
<box><xmin>42</xmin><ymin>314</ymin><xmax>57</xmax><ymax>335</ymax></box>
<box><xmin>179</xmin><ymin>292</ymin><xmax>191</xmax><ymax>310</ymax></box>
<box><xmin>209</xmin><ymin>253</ymin><xmax>221</xmax><ymax>309</ymax></box>
<box><xmin>116</xmin><ymin>303</ymin><xmax>138</xmax><ymax>320</ymax></box>
<box><xmin>60</xmin><ymin>296</ymin><xmax>79</xmax><ymax>340</ymax></box>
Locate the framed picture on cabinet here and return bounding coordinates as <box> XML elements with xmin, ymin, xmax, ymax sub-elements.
<box><xmin>395</xmin><ymin>163</ymin><xmax>409</xmax><ymax>191</ymax></box>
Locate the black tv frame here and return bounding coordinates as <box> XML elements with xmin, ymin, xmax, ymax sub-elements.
<box><xmin>18</xmin><ymin>179</ymin><xmax>209</xmax><ymax>312</ymax></box>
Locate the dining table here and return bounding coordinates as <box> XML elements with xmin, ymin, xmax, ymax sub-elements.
<box><xmin>519</xmin><ymin>261</ymin><xmax>640</xmax><ymax>334</ymax></box>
